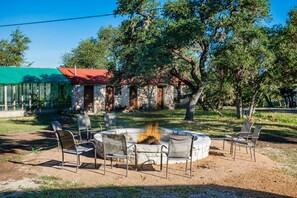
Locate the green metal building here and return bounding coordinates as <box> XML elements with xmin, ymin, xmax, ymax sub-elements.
<box><xmin>0</xmin><ymin>66</ymin><xmax>72</xmax><ymax>117</ymax></box>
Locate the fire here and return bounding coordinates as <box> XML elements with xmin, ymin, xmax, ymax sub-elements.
<box><xmin>137</xmin><ymin>122</ymin><xmax>160</xmax><ymax>144</ymax></box>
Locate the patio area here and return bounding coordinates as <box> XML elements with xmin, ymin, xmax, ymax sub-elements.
<box><xmin>0</xmin><ymin>129</ymin><xmax>296</xmax><ymax>197</ymax></box>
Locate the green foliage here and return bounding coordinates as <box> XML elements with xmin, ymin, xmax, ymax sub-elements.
<box><xmin>61</xmin><ymin>26</ymin><xmax>118</xmax><ymax>69</ymax></box>
<box><xmin>114</xmin><ymin>0</ymin><xmax>270</xmax><ymax>120</ymax></box>
<box><xmin>269</xmin><ymin>8</ymin><xmax>297</xmax><ymax>93</ymax></box>
<box><xmin>0</xmin><ymin>28</ymin><xmax>31</xmax><ymax>66</ymax></box>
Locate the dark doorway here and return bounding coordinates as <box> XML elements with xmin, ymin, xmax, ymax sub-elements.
<box><xmin>157</xmin><ymin>86</ymin><xmax>164</xmax><ymax>109</ymax></box>
<box><xmin>84</xmin><ymin>86</ymin><xmax>94</xmax><ymax>112</ymax></box>
<box><xmin>105</xmin><ymin>86</ymin><xmax>114</xmax><ymax>111</ymax></box>
<box><xmin>129</xmin><ymin>86</ymin><xmax>138</xmax><ymax>111</ymax></box>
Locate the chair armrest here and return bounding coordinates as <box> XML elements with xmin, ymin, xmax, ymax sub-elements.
<box><xmin>161</xmin><ymin>145</ymin><xmax>168</xmax><ymax>154</ymax></box>
<box><xmin>77</xmin><ymin>140</ymin><xmax>96</xmax><ymax>148</ymax></box>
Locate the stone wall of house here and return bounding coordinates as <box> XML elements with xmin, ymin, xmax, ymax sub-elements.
<box><xmin>72</xmin><ymin>85</ymin><xmax>84</xmax><ymax>111</ymax></box>
<box><xmin>164</xmin><ymin>85</ymin><xmax>175</xmax><ymax>109</ymax></box>
<box><xmin>138</xmin><ymin>85</ymin><xmax>157</xmax><ymax>110</ymax></box>
<box><xmin>94</xmin><ymin>85</ymin><xmax>106</xmax><ymax>113</ymax></box>
<box><xmin>115</xmin><ymin>85</ymin><xmax>129</xmax><ymax>110</ymax></box>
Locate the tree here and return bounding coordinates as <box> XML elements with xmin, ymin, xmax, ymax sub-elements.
<box><xmin>114</xmin><ymin>0</ymin><xmax>270</xmax><ymax>120</ymax></box>
<box><xmin>61</xmin><ymin>26</ymin><xmax>118</xmax><ymax>69</ymax></box>
<box><xmin>213</xmin><ymin>26</ymin><xmax>274</xmax><ymax>119</ymax></box>
<box><xmin>269</xmin><ymin>8</ymin><xmax>297</xmax><ymax>99</ymax></box>
<box><xmin>0</xmin><ymin>28</ymin><xmax>31</xmax><ymax>66</ymax></box>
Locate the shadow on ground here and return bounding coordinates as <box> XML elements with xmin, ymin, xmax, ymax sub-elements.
<box><xmin>0</xmin><ymin>184</ymin><xmax>290</xmax><ymax>197</ymax></box>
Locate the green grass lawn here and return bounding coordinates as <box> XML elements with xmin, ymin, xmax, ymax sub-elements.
<box><xmin>1</xmin><ymin>108</ymin><xmax>297</xmax><ymax>140</ymax></box>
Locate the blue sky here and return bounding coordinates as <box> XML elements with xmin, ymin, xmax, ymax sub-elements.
<box><xmin>0</xmin><ymin>0</ymin><xmax>296</xmax><ymax>68</ymax></box>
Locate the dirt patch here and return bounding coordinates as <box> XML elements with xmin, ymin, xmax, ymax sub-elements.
<box><xmin>0</xmin><ymin>131</ymin><xmax>297</xmax><ymax>197</ymax></box>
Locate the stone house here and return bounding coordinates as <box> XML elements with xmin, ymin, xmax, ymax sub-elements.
<box><xmin>58</xmin><ymin>68</ymin><xmax>175</xmax><ymax>113</ymax></box>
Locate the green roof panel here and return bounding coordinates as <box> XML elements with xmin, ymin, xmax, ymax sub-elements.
<box><xmin>0</xmin><ymin>66</ymin><xmax>70</xmax><ymax>84</ymax></box>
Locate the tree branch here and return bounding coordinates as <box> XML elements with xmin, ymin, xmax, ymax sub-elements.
<box><xmin>170</xmin><ymin>68</ymin><xmax>196</xmax><ymax>91</ymax></box>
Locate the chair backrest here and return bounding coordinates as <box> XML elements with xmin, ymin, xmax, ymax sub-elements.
<box><xmin>51</xmin><ymin>121</ymin><xmax>62</xmax><ymax>132</ymax></box>
<box><xmin>104</xmin><ymin>113</ymin><xmax>117</xmax><ymax>127</ymax></box>
<box><xmin>251</xmin><ymin>125</ymin><xmax>262</xmax><ymax>144</ymax></box>
<box><xmin>168</xmin><ymin>135</ymin><xmax>194</xmax><ymax>158</ymax></box>
<box><xmin>77</xmin><ymin>114</ymin><xmax>91</xmax><ymax>131</ymax></box>
<box><xmin>241</xmin><ymin>120</ymin><xmax>253</xmax><ymax>133</ymax></box>
<box><xmin>56</xmin><ymin>130</ymin><xmax>77</xmax><ymax>151</ymax></box>
<box><xmin>102</xmin><ymin>134</ymin><xmax>127</xmax><ymax>155</ymax></box>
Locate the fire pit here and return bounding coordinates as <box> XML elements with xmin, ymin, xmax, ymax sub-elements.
<box><xmin>93</xmin><ymin>126</ymin><xmax>211</xmax><ymax>165</ymax></box>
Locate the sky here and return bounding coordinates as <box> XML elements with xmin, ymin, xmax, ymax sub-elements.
<box><xmin>0</xmin><ymin>0</ymin><xmax>296</xmax><ymax>68</ymax></box>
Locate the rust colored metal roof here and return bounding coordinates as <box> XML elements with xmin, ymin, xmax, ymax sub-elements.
<box><xmin>58</xmin><ymin>68</ymin><xmax>111</xmax><ymax>85</ymax></box>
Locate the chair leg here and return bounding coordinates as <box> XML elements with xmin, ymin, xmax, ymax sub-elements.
<box><xmin>94</xmin><ymin>149</ymin><xmax>97</xmax><ymax>168</ymax></box>
<box><xmin>230</xmin><ymin>140</ymin><xmax>233</xmax><ymax>155</ymax></box>
<box><xmin>78</xmin><ymin>155</ymin><xmax>81</xmax><ymax>166</ymax></box>
<box><xmin>111</xmin><ymin>158</ymin><xmax>113</xmax><ymax>169</ymax></box>
<box><xmin>185</xmin><ymin>160</ymin><xmax>188</xmax><ymax>174</ymax></box>
<box><xmin>223</xmin><ymin>139</ymin><xmax>225</xmax><ymax>150</ymax></box>
<box><xmin>190</xmin><ymin>158</ymin><xmax>193</xmax><ymax>179</ymax></box>
<box><xmin>250</xmin><ymin>147</ymin><xmax>253</xmax><ymax>160</ymax></box>
<box><xmin>76</xmin><ymin>154</ymin><xmax>79</xmax><ymax>173</ymax></box>
<box><xmin>135</xmin><ymin>147</ymin><xmax>138</xmax><ymax>170</ymax></box>
<box><xmin>160</xmin><ymin>152</ymin><xmax>163</xmax><ymax>171</ymax></box>
<box><xmin>254</xmin><ymin>147</ymin><xmax>256</xmax><ymax>162</ymax></box>
<box><xmin>233</xmin><ymin>143</ymin><xmax>236</xmax><ymax>160</ymax></box>
<box><xmin>61</xmin><ymin>151</ymin><xmax>64</xmax><ymax>169</ymax></box>
<box><xmin>104</xmin><ymin>155</ymin><xmax>106</xmax><ymax>175</ymax></box>
<box><xmin>126</xmin><ymin>157</ymin><xmax>128</xmax><ymax>177</ymax></box>
<box><xmin>166</xmin><ymin>157</ymin><xmax>169</xmax><ymax>179</ymax></box>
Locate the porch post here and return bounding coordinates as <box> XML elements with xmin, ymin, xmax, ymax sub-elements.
<box><xmin>50</xmin><ymin>83</ymin><xmax>53</xmax><ymax>109</ymax></box>
<box><xmin>13</xmin><ymin>85</ymin><xmax>16</xmax><ymax>110</ymax></box>
<box><xmin>4</xmin><ymin>85</ymin><xmax>7</xmax><ymax>111</ymax></box>
<box><xmin>21</xmin><ymin>84</ymin><xmax>24</xmax><ymax>110</ymax></box>
<box><xmin>29</xmin><ymin>84</ymin><xmax>32</xmax><ymax>109</ymax></box>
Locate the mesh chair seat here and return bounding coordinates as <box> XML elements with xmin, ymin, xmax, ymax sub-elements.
<box><xmin>66</xmin><ymin>144</ymin><xmax>94</xmax><ymax>154</ymax></box>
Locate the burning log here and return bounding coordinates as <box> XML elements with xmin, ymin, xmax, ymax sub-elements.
<box><xmin>137</xmin><ymin>122</ymin><xmax>160</xmax><ymax>145</ymax></box>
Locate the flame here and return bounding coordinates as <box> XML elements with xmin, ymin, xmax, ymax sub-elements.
<box><xmin>137</xmin><ymin>122</ymin><xmax>160</xmax><ymax>143</ymax></box>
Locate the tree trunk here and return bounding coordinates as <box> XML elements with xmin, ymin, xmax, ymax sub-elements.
<box><xmin>185</xmin><ymin>88</ymin><xmax>203</xmax><ymax>121</ymax></box>
<box><xmin>216</xmin><ymin>100</ymin><xmax>224</xmax><ymax>110</ymax></box>
<box><xmin>177</xmin><ymin>81</ymin><xmax>182</xmax><ymax>103</ymax></box>
<box><xmin>248</xmin><ymin>90</ymin><xmax>259</xmax><ymax>120</ymax></box>
<box><xmin>264</xmin><ymin>94</ymin><xmax>273</xmax><ymax>107</ymax></box>
<box><xmin>235</xmin><ymin>85</ymin><xmax>243</xmax><ymax>119</ymax></box>
<box><xmin>198</xmin><ymin>98</ymin><xmax>209</xmax><ymax>111</ymax></box>
<box><xmin>236</xmin><ymin>98</ymin><xmax>242</xmax><ymax>119</ymax></box>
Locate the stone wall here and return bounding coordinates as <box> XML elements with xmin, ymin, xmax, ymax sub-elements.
<box><xmin>72</xmin><ymin>85</ymin><xmax>84</xmax><ymax>111</ymax></box>
<box><xmin>138</xmin><ymin>85</ymin><xmax>157</xmax><ymax>110</ymax></box>
<box><xmin>115</xmin><ymin>85</ymin><xmax>129</xmax><ymax>109</ymax></box>
<box><xmin>94</xmin><ymin>85</ymin><xmax>106</xmax><ymax>113</ymax></box>
<box><xmin>164</xmin><ymin>85</ymin><xmax>175</xmax><ymax>109</ymax></box>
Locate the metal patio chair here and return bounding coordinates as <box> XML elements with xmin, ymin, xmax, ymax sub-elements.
<box><xmin>233</xmin><ymin>125</ymin><xmax>262</xmax><ymax>161</ymax></box>
<box><xmin>102</xmin><ymin>133</ymin><xmax>134</xmax><ymax>177</ymax></box>
<box><xmin>223</xmin><ymin>120</ymin><xmax>253</xmax><ymax>153</ymax></box>
<box><xmin>78</xmin><ymin>114</ymin><xmax>102</xmax><ymax>141</ymax></box>
<box><xmin>160</xmin><ymin>135</ymin><xmax>194</xmax><ymax>179</ymax></box>
<box><xmin>51</xmin><ymin>121</ymin><xmax>81</xmax><ymax>148</ymax></box>
<box><xmin>56</xmin><ymin>130</ymin><xmax>97</xmax><ymax>172</ymax></box>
